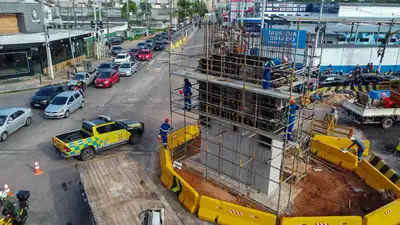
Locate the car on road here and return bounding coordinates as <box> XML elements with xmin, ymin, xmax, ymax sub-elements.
<box><xmin>153</xmin><ymin>41</ymin><xmax>165</xmax><ymax>51</ymax></box>
<box><xmin>136</xmin><ymin>42</ymin><xmax>146</xmax><ymax>49</ymax></box>
<box><xmin>160</xmin><ymin>32</ymin><xmax>168</xmax><ymax>39</ymax></box>
<box><xmin>45</xmin><ymin>91</ymin><xmax>84</xmax><ymax>119</ymax></box>
<box><xmin>67</xmin><ymin>69</ymin><xmax>98</xmax><ymax>90</ymax></box>
<box><xmin>0</xmin><ymin>108</ymin><xmax>33</xmax><ymax>142</ymax></box>
<box><xmin>30</xmin><ymin>84</ymin><xmax>65</xmax><ymax>109</ymax></box>
<box><xmin>382</xmin><ymin>75</ymin><xmax>400</xmax><ymax>81</ymax></box>
<box><xmin>111</xmin><ymin>46</ymin><xmax>124</xmax><ymax>56</ymax></box>
<box><xmin>118</xmin><ymin>62</ymin><xmax>139</xmax><ymax>76</ymax></box>
<box><xmin>97</xmin><ymin>62</ymin><xmax>118</xmax><ymax>74</ymax></box>
<box><xmin>95</xmin><ymin>69</ymin><xmax>120</xmax><ymax>88</ymax></box>
<box><xmin>319</xmin><ymin>76</ymin><xmax>349</xmax><ymax>87</ymax></box>
<box><xmin>145</xmin><ymin>39</ymin><xmax>154</xmax><ymax>46</ymax></box>
<box><xmin>113</xmin><ymin>53</ymin><xmax>131</xmax><ymax>65</ymax></box>
<box><xmin>128</xmin><ymin>48</ymin><xmax>141</xmax><ymax>59</ymax></box>
<box><xmin>105</xmin><ymin>36</ymin><xmax>123</xmax><ymax>46</ymax></box>
<box><xmin>52</xmin><ymin>116</ymin><xmax>144</xmax><ymax>160</ymax></box>
<box><xmin>138</xmin><ymin>49</ymin><xmax>153</xmax><ymax>61</ymax></box>
<box><xmin>171</xmin><ymin>26</ymin><xmax>178</xmax><ymax>32</ymax></box>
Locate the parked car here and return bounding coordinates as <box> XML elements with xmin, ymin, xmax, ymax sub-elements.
<box><xmin>359</xmin><ymin>75</ymin><xmax>384</xmax><ymax>85</ymax></box>
<box><xmin>97</xmin><ymin>62</ymin><xmax>118</xmax><ymax>74</ymax></box>
<box><xmin>319</xmin><ymin>76</ymin><xmax>348</xmax><ymax>87</ymax></box>
<box><xmin>45</xmin><ymin>91</ymin><xmax>84</xmax><ymax>119</ymax></box>
<box><xmin>119</xmin><ymin>61</ymin><xmax>139</xmax><ymax>76</ymax></box>
<box><xmin>382</xmin><ymin>75</ymin><xmax>400</xmax><ymax>81</ymax></box>
<box><xmin>105</xmin><ymin>36</ymin><xmax>123</xmax><ymax>46</ymax></box>
<box><xmin>95</xmin><ymin>69</ymin><xmax>120</xmax><ymax>88</ymax></box>
<box><xmin>138</xmin><ymin>49</ymin><xmax>153</xmax><ymax>61</ymax></box>
<box><xmin>67</xmin><ymin>69</ymin><xmax>98</xmax><ymax>90</ymax></box>
<box><xmin>30</xmin><ymin>84</ymin><xmax>65</xmax><ymax>109</ymax></box>
<box><xmin>111</xmin><ymin>46</ymin><xmax>124</xmax><ymax>56</ymax></box>
<box><xmin>136</xmin><ymin>42</ymin><xmax>146</xmax><ymax>49</ymax></box>
<box><xmin>0</xmin><ymin>108</ymin><xmax>33</xmax><ymax>142</ymax></box>
<box><xmin>128</xmin><ymin>48</ymin><xmax>141</xmax><ymax>59</ymax></box>
<box><xmin>153</xmin><ymin>41</ymin><xmax>165</xmax><ymax>51</ymax></box>
<box><xmin>145</xmin><ymin>39</ymin><xmax>154</xmax><ymax>46</ymax></box>
<box><xmin>114</xmin><ymin>53</ymin><xmax>131</xmax><ymax>65</ymax></box>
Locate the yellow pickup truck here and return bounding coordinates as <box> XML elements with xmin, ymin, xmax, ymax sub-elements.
<box><xmin>52</xmin><ymin>116</ymin><xmax>144</xmax><ymax>160</ymax></box>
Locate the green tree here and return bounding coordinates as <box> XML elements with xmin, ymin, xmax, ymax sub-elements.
<box><xmin>177</xmin><ymin>0</ymin><xmax>192</xmax><ymax>22</ymax></box>
<box><xmin>139</xmin><ymin>0</ymin><xmax>152</xmax><ymax>17</ymax></box>
<box><xmin>121</xmin><ymin>0</ymin><xmax>138</xmax><ymax>19</ymax></box>
<box><xmin>192</xmin><ymin>0</ymin><xmax>208</xmax><ymax>17</ymax></box>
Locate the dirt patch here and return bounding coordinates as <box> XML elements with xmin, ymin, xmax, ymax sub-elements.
<box><xmin>290</xmin><ymin>167</ymin><xmax>391</xmax><ymax>217</ymax></box>
<box><xmin>172</xmin><ymin>137</ymin><xmax>201</xmax><ymax>161</ymax></box>
<box><xmin>322</xmin><ymin>93</ymin><xmax>353</xmax><ymax>106</ymax></box>
<box><xmin>175</xmin><ymin>166</ymin><xmax>266</xmax><ymax>212</ymax></box>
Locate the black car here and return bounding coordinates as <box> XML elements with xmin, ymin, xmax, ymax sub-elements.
<box><xmin>144</xmin><ymin>43</ymin><xmax>153</xmax><ymax>50</ymax></box>
<box><xmin>153</xmin><ymin>42</ymin><xmax>165</xmax><ymax>51</ymax></box>
<box><xmin>98</xmin><ymin>62</ymin><xmax>118</xmax><ymax>74</ymax></box>
<box><xmin>30</xmin><ymin>84</ymin><xmax>65</xmax><ymax>109</ymax></box>
<box><xmin>106</xmin><ymin>36</ymin><xmax>123</xmax><ymax>46</ymax></box>
<box><xmin>160</xmin><ymin>32</ymin><xmax>168</xmax><ymax>39</ymax></box>
<box><xmin>111</xmin><ymin>46</ymin><xmax>124</xmax><ymax>56</ymax></box>
<box><xmin>319</xmin><ymin>75</ymin><xmax>348</xmax><ymax>87</ymax></box>
<box><xmin>128</xmin><ymin>48</ymin><xmax>141</xmax><ymax>59</ymax></box>
<box><xmin>145</xmin><ymin>39</ymin><xmax>154</xmax><ymax>46</ymax></box>
<box><xmin>359</xmin><ymin>75</ymin><xmax>383</xmax><ymax>85</ymax></box>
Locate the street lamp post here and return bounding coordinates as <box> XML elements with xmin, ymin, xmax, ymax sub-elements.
<box><xmin>40</xmin><ymin>0</ymin><xmax>54</xmax><ymax>79</ymax></box>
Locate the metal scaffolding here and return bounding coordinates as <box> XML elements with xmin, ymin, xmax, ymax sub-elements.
<box><xmin>168</xmin><ymin>20</ymin><xmax>325</xmax><ymax>216</ymax></box>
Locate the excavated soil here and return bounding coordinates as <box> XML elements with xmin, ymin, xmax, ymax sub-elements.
<box><xmin>290</xmin><ymin>166</ymin><xmax>392</xmax><ymax>217</ymax></box>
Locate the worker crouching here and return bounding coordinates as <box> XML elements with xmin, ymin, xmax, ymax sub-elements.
<box><xmin>283</xmin><ymin>99</ymin><xmax>300</xmax><ymax>141</ymax></box>
<box><xmin>262</xmin><ymin>57</ymin><xmax>288</xmax><ymax>89</ymax></box>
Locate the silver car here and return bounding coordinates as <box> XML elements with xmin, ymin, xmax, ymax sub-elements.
<box><xmin>0</xmin><ymin>108</ymin><xmax>33</xmax><ymax>142</ymax></box>
<box><xmin>118</xmin><ymin>62</ymin><xmax>139</xmax><ymax>76</ymax></box>
<box><xmin>45</xmin><ymin>91</ymin><xmax>84</xmax><ymax>119</ymax></box>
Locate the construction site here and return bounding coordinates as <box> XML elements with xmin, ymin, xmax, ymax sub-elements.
<box><xmin>163</xmin><ymin>19</ymin><xmax>400</xmax><ymax>225</ymax></box>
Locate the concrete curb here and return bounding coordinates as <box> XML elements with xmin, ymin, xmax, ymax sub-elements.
<box><xmin>0</xmin><ymin>80</ymin><xmax>69</xmax><ymax>95</ymax></box>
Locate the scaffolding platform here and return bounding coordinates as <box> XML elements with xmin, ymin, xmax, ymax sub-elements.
<box><xmin>172</xmin><ymin>70</ymin><xmax>301</xmax><ymax>100</ymax></box>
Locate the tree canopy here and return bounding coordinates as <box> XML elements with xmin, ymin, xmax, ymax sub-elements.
<box><xmin>121</xmin><ymin>0</ymin><xmax>138</xmax><ymax>19</ymax></box>
<box><xmin>139</xmin><ymin>0</ymin><xmax>152</xmax><ymax>17</ymax></box>
<box><xmin>177</xmin><ymin>0</ymin><xmax>208</xmax><ymax>22</ymax></box>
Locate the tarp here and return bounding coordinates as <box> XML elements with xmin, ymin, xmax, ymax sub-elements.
<box><xmin>368</xmin><ymin>90</ymin><xmax>390</xmax><ymax>100</ymax></box>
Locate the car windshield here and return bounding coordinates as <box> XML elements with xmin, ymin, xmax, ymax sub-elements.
<box><xmin>74</xmin><ymin>74</ymin><xmax>85</xmax><ymax>80</ymax></box>
<box><xmin>146</xmin><ymin>40</ymin><xmax>152</xmax><ymax>43</ymax></box>
<box><xmin>36</xmin><ymin>88</ymin><xmax>53</xmax><ymax>96</ymax></box>
<box><xmin>98</xmin><ymin>72</ymin><xmax>112</xmax><ymax>78</ymax></box>
<box><xmin>51</xmin><ymin>96</ymin><xmax>68</xmax><ymax>105</ymax></box>
<box><xmin>99</xmin><ymin>63</ymin><xmax>111</xmax><ymax>68</ymax></box>
<box><xmin>137</xmin><ymin>43</ymin><xmax>145</xmax><ymax>46</ymax></box>
<box><xmin>112</xmin><ymin>47</ymin><xmax>122</xmax><ymax>50</ymax></box>
<box><xmin>0</xmin><ymin>115</ymin><xmax>6</xmax><ymax>126</ymax></box>
<box><xmin>116</xmin><ymin>55</ymin><xmax>126</xmax><ymax>59</ymax></box>
<box><xmin>129</xmin><ymin>49</ymin><xmax>138</xmax><ymax>53</ymax></box>
<box><xmin>141</xmin><ymin>50</ymin><xmax>149</xmax><ymax>54</ymax></box>
<box><xmin>120</xmin><ymin>63</ymin><xmax>131</xmax><ymax>68</ymax></box>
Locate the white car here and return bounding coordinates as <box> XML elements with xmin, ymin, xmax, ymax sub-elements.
<box><xmin>45</xmin><ymin>91</ymin><xmax>84</xmax><ymax>119</ymax></box>
<box><xmin>0</xmin><ymin>108</ymin><xmax>33</xmax><ymax>142</ymax></box>
<box><xmin>114</xmin><ymin>53</ymin><xmax>131</xmax><ymax>65</ymax></box>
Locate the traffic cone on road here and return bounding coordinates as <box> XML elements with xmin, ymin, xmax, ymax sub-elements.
<box><xmin>34</xmin><ymin>161</ymin><xmax>44</xmax><ymax>176</ymax></box>
<box><xmin>157</xmin><ymin>135</ymin><xmax>162</xmax><ymax>143</ymax></box>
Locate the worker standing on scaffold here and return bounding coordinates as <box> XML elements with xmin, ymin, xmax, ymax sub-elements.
<box><xmin>262</xmin><ymin>57</ymin><xmax>288</xmax><ymax>89</ymax></box>
<box><xmin>283</xmin><ymin>98</ymin><xmax>300</xmax><ymax>141</ymax></box>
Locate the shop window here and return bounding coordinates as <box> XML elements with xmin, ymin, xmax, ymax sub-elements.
<box><xmin>0</xmin><ymin>52</ymin><xmax>30</xmax><ymax>77</ymax></box>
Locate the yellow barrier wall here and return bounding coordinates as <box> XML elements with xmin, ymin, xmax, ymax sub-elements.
<box><xmin>198</xmin><ymin>196</ymin><xmax>277</xmax><ymax>225</ymax></box>
<box><xmin>175</xmin><ymin>170</ymin><xmax>200</xmax><ymax>214</ymax></box>
<box><xmin>311</xmin><ymin>139</ymin><xmax>358</xmax><ymax>171</ymax></box>
<box><xmin>167</xmin><ymin>124</ymin><xmax>200</xmax><ymax>150</ymax></box>
<box><xmin>313</xmin><ymin>135</ymin><xmax>369</xmax><ymax>157</ymax></box>
<box><xmin>362</xmin><ymin>199</ymin><xmax>400</xmax><ymax>225</ymax></box>
<box><xmin>280</xmin><ymin>216</ymin><xmax>362</xmax><ymax>225</ymax></box>
<box><xmin>355</xmin><ymin>160</ymin><xmax>400</xmax><ymax>198</ymax></box>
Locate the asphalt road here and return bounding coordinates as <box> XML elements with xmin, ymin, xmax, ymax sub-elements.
<box><xmin>0</xmin><ymin>25</ymin><xmax>203</xmax><ymax>225</ymax></box>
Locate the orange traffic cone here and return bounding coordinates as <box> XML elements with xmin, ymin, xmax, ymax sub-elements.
<box><xmin>34</xmin><ymin>161</ymin><xmax>44</xmax><ymax>175</ymax></box>
<box><xmin>157</xmin><ymin>135</ymin><xmax>162</xmax><ymax>143</ymax></box>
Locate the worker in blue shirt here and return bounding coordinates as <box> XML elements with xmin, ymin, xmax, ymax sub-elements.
<box><xmin>348</xmin><ymin>136</ymin><xmax>366</xmax><ymax>163</ymax></box>
<box><xmin>283</xmin><ymin>98</ymin><xmax>299</xmax><ymax>141</ymax></box>
<box><xmin>183</xmin><ymin>78</ymin><xmax>192</xmax><ymax>110</ymax></box>
<box><xmin>262</xmin><ymin>57</ymin><xmax>288</xmax><ymax>89</ymax></box>
<box><xmin>159</xmin><ymin>118</ymin><xmax>173</xmax><ymax>149</ymax></box>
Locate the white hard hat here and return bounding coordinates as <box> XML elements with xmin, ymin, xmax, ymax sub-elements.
<box><xmin>0</xmin><ymin>191</ymin><xmax>7</xmax><ymax>200</ymax></box>
<box><xmin>350</xmin><ymin>136</ymin><xmax>355</xmax><ymax>141</ymax></box>
<box><xmin>332</xmin><ymin>106</ymin><xmax>336</xmax><ymax>110</ymax></box>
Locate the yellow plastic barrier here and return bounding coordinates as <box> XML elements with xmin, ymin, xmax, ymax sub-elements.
<box><xmin>362</xmin><ymin>199</ymin><xmax>400</xmax><ymax>225</ymax></box>
<box><xmin>312</xmin><ymin>135</ymin><xmax>369</xmax><ymax>157</ymax></box>
<box><xmin>160</xmin><ymin>147</ymin><xmax>174</xmax><ymax>188</ymax></box>
<box><xmin>280</xmin><ymin>216</ymin><xmax>362</xmax><ymax>225</ymax></box>
<box><xmin>167</xmin><ymin>124</ymin><xmax>200</xmax><ymax>150</ymax></box>
<box><xmin>197</xmin><ymin>196</ymin><xmax>276</xmax><ymax>225</ymax></box>
<box><xmin>369</xmin><ymin>152</ymin><xmax>400</xmax><ymax>187</ymax></box>
<box><xmin>355</xmin><ymin>160</ymin><xmax>400</xmax><ymax>198</ymax></box>
<box><xmin>175</xmin><ymin>171</ymin><xmax>200</xmax><ymax>214</ymax></box>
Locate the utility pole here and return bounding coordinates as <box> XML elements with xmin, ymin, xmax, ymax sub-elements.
<box><xmin>313</xmin><ymin>0</ymin><xmax>324</xmax><ymax>67</ymax></box>
<box><xmin>105</xmin><ymin>0</ymin><xmax>110</xmax><ymax>40</ymax></box>
<box><xmin>378</xmin><ymin>18</ymin><xmax>394</xmax><ymax>73</ymax></box>
<box><xmin>126</xmin><ymin>0</ymin><xmax>129</xmax><ymax>23</ymax></box>
<box><xmin>93</xmin><ymin>3</ymin><xmax>99</xmax><ymax>59</ymax></box>
<box><xmin>259</xmin><ymin>0</ymin><xmax>266</xmax><ymax>57</ymax></box>
<box><xmin>73</xmin><ymin>0</ymin><xmax>77</xmax><ymax>28</ymax></box>
<box><xmin>41</xmin><ymin>0</ymin><xmax>54</xmax><ymax>79</ymax></box>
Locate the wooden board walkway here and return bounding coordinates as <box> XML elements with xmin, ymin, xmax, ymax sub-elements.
<box><xmin>77</xmin><ymin>153</ymin><xmax>185</xmax><ymax>225</ymax></box>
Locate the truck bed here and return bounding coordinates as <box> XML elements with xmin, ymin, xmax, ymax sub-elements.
<box><xmin>343</xmin><ymin>100</ymin><xmax>400</xmax><ymax>117</ymax></box>
<box><xmin>55</xmin><ymin>130</ymin><xmax>91</xmax><ymax>143</ymax></box>
<box><xmin>77</xmin><ymin>153</ymin><xmax>184</xmax><ymax>225</ymax></box>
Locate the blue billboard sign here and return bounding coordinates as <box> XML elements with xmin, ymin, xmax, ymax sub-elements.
<box><xmin>262</xmin><ymin>28</ymin><xmax>307</xmax><ymax>49</ymax></box>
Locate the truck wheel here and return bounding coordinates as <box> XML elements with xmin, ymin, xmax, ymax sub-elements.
<box><xmin>382</xmin><ymin>117</ymin><xmax>394</xmax><ymax>129</ymax></box>
<box><xmin>81</xmin><ymin>148</ymin><xmax>95</xmax><ymax>161</ymax></box>
<box><xmin>129</xmin><ymin>132</ymin><xmax>140</xmax><ymax>144</ymax></box>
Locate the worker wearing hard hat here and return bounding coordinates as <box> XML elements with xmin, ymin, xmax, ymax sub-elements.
<box><xmin>283</xmin><ymin>98</ymin><xmax>300</xmax><ymax>141</ymax></box>
<box><xmin>329</xmin><ymin>106</ymin><xmax>339</xmax><ymax>124</ymax></box>
<box><xmin>159</xmin><ymin>118</ymin><xmax>173</xmax><ymax>149</ymax></box>
<box><xmin>262</xmin><ymin>57</ymin><xmax>288</xmax><ymax>89</ymax></box>
<box><xmin>348</xmin><ymin>136</ymin><xmax>366</xmax><ymax>162</ymax></box>
<box><xmin>0</xmin><ymin>191</ymin><xmax>20</xmax><ymax>221</ymax></box>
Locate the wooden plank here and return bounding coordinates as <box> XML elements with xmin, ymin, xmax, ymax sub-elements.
<box><xmin>77</xmin><ymin>153</ymin><xmax>184</xmax><ymax>225</ymax></box>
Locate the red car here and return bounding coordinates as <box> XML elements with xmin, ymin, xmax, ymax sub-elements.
<box><xmin>95</xmin><ymin>69</ymin><xmax>120</xmax><ymax>88</ymax></box>
<box><xmin>138</xmin><ymin>49</ymin><xmax>153</xmax><ymax>61</ymax></box>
